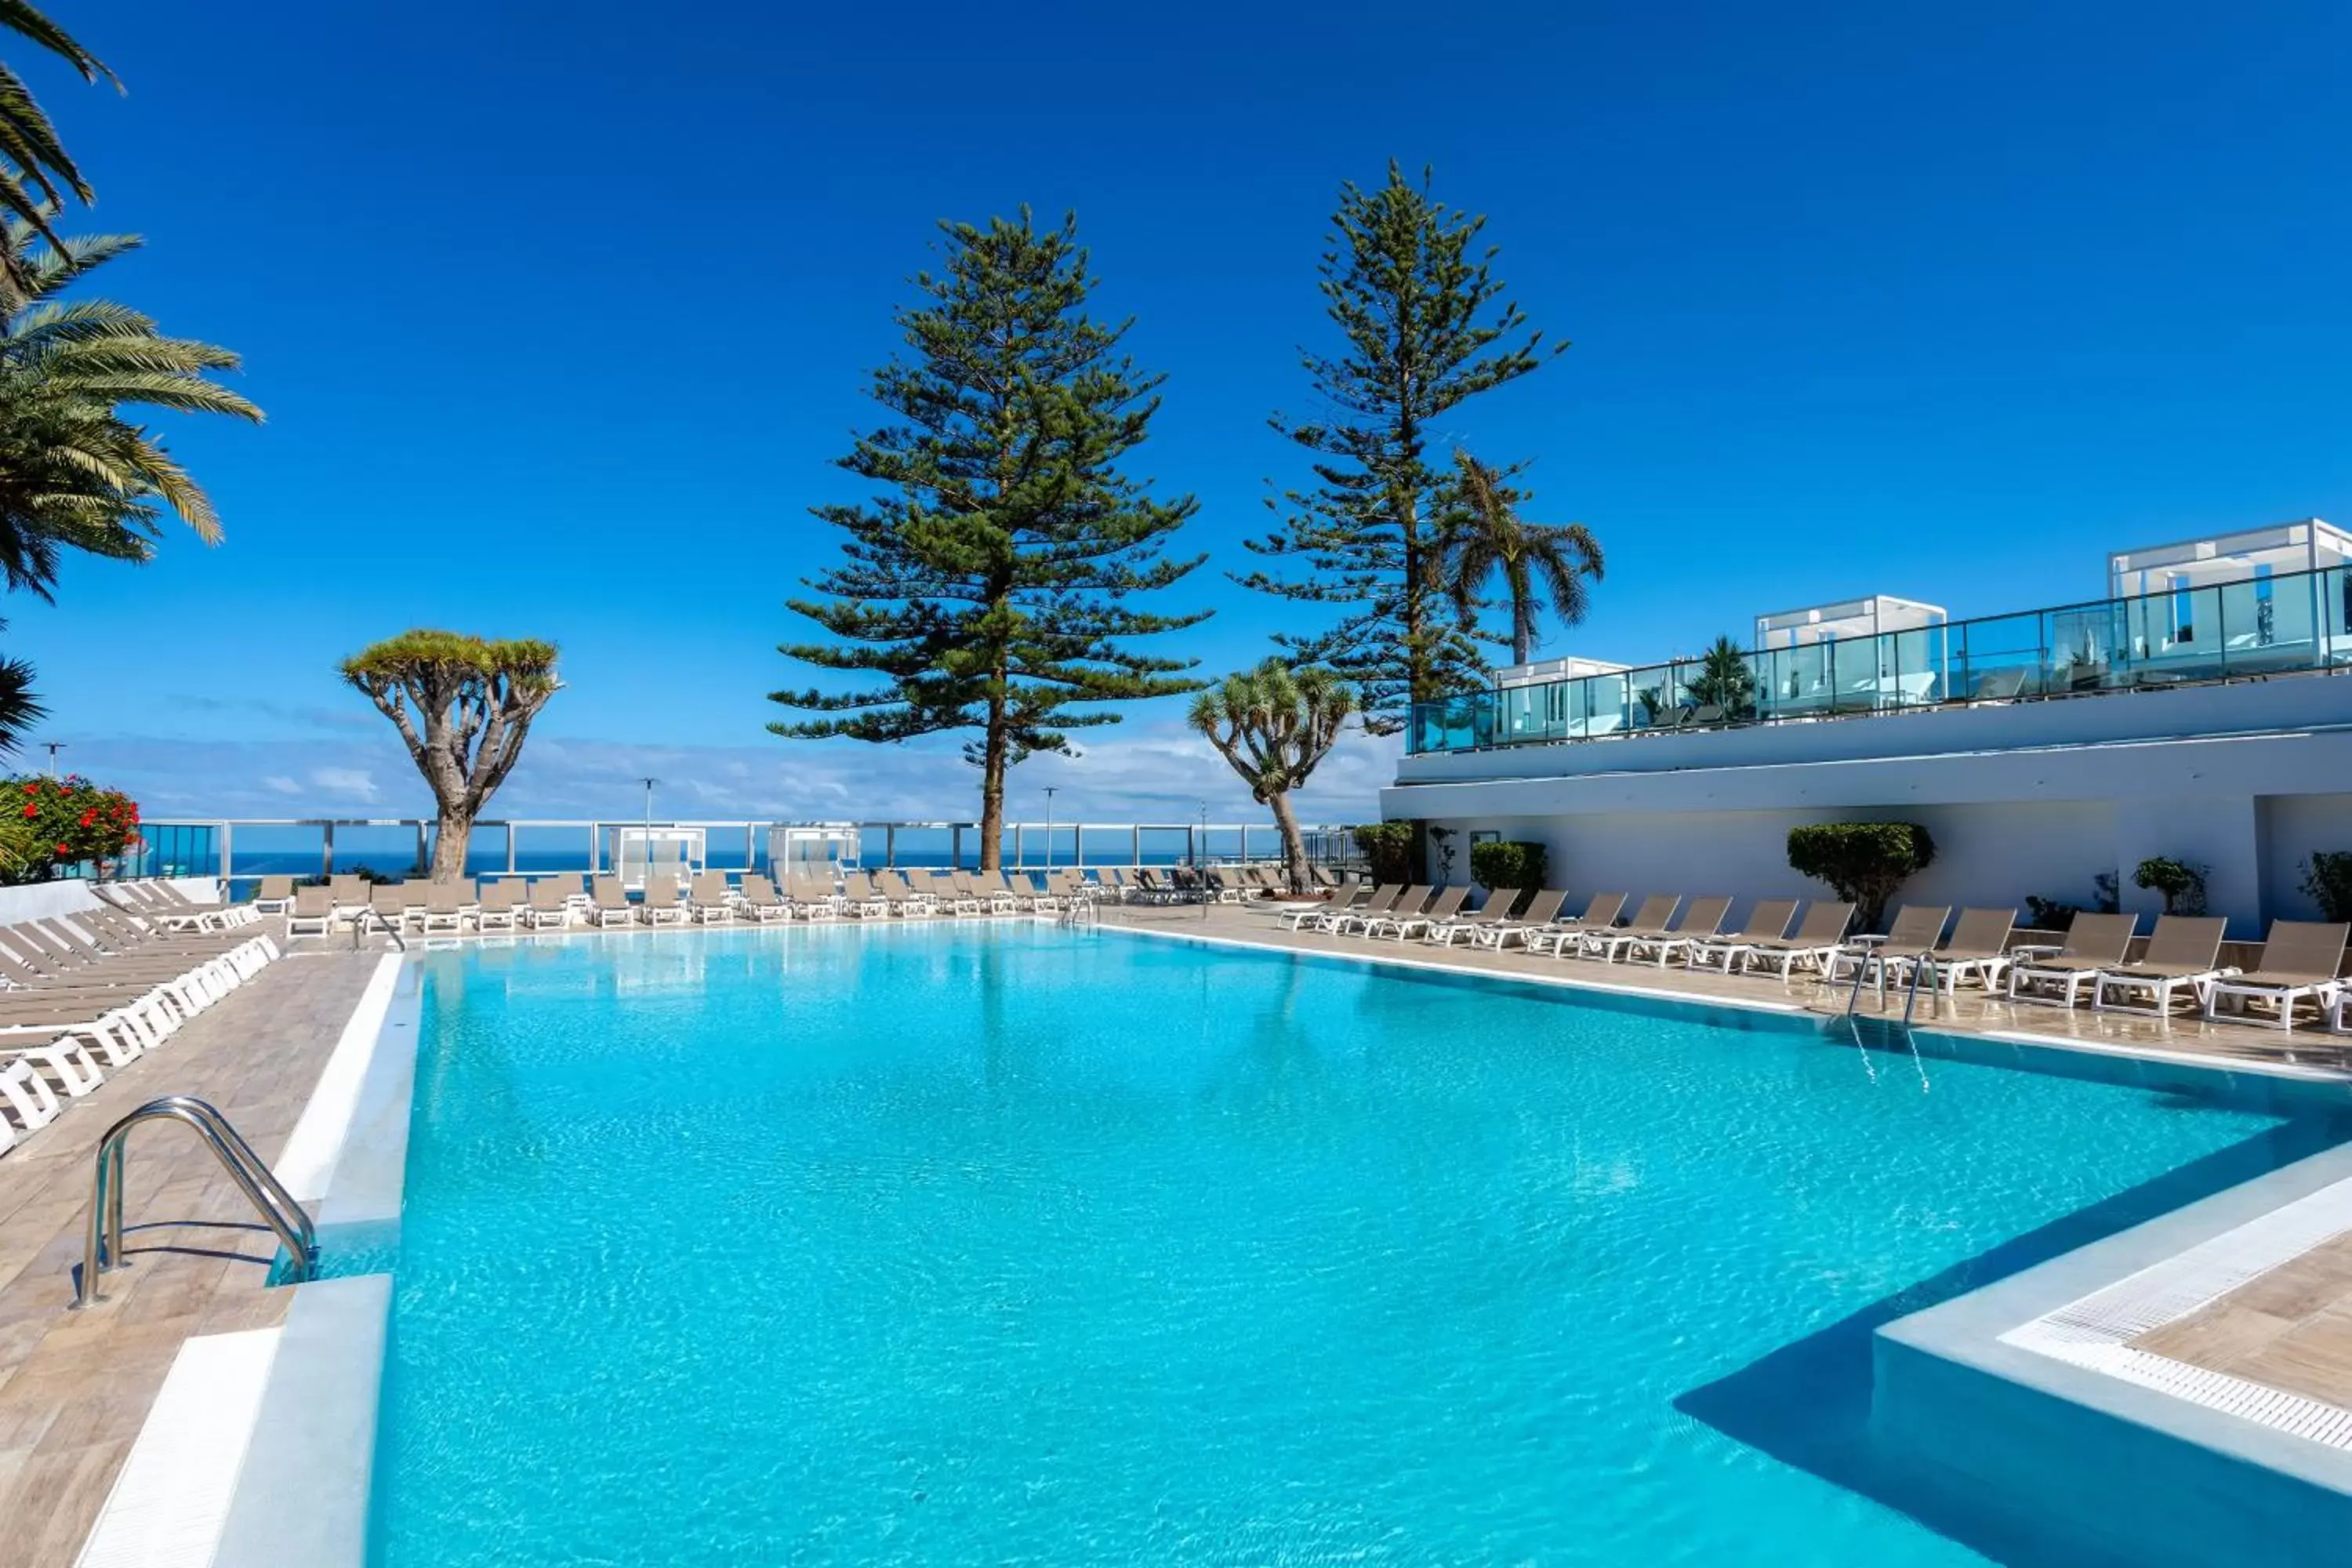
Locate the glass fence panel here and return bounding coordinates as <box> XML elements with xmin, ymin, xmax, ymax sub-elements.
<box><xmin>1411</xmin><ymin>565</ymin><xmax>2342</xmax><ymax>752</ymax></box>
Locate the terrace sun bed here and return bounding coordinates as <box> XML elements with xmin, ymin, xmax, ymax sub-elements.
<box><xmin>688</xmin><ymin>872</ymin><xmax>738</xmax><ymax>924</ymax></box>
<box><xmin>252</xmin><ymin>875</ymin><xmax>296</xmax><ymax>916</ymax></box>
<box><xmin>1619</xmin><ymin>895</ymin><xmax>1733</xmax><ymax>967</ymax></box>
<box><xmin>1900</xmin><ymin>908</ymin><xmax>2020</xmax><ymax>996</ymax></box>
<box><xmin>786</xmin><ymin>875</ymin><xmax>840</xmax><ymax>920</ymax></box>
<box><xmin>2202</xmin><ymin>921</ymin><xmax>2350</xmax><ymax>1032</ymax></box>
<box><xmin>588</xmin><ymin>877</ymin><xmax>637</xmax><ymax>929</ymax></box>
<box><xmin>1282</xmin><ymin>883</ymin><xmax>1371</xmax><ymax>931</ymax></box>
<box><xmin>2092</xmin><ymin>916</ymin><xmax>2233</xmax><ymax>1017</ymax></box>
<box><xmin>733</xmin><ymin>874</ymin><xmax>792</xmax><ymax>921</ymax></box>
<box><xmin>1824</xmin><ymin>905</ymin><xmax>1951</xmax><ymax>1000</ymax></box>
<box><xmin>2005</xmin><ymin>913</ymin><xmax>2141</xmax><ymax>1007</ymax></box>
<box><xmin>1323</xmin><ymin>884</ymin><xmax>1410</xmax><ymax>935</ymax></box>
<box><xmin>1362</xmin><ymin>886</ymin><xmax>1460</xmax><ymax>941</ymax></box>
<box><xmin>1523</xmin><ymin>892</ymin><xmax>1630</xmax><ymax>956</ymax></box>
<box><xmin>286</xmin><ymin>885</ymin><xmax>335</xmax><ymax>936</ymax></box>
<box><xmin>1472</xmin><ymin>887</ymin><xmax>1573</xmax><ymax>949</ymax></box>
<box><xmin>1424</xmin><ymin>887</ymin><xmax>1519</xmax><ymax>946</ymax></box>
<box><xmin>1581</xmin><ymin>895</ymin><xmax>1693</xmax><ymax>964</ymax></box>
<box><xmin>524</xmin><ymin>880</ymin><xmax>578</xmax><ymax>930</ymax></box>
<box><xmin>1680</xmin><ymin>899</ymin><xmax>1801</xmax><ymax>975</ymax></box>
<box><xmin>475</xmin><ymin>882</ymin><xmax>523</xmax><ymax>932</ymax></box>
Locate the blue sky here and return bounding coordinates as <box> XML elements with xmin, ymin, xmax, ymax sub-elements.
<box><xmin>9</xmin><ymin>0</ymin><xmax>2351</xmax><ymax>826</ymax></box>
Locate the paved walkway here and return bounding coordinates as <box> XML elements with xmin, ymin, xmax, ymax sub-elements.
<box><xmin>0</xmin><ymin>949</ymin><xmax>375</xmax><ymax>1568</ymax></box>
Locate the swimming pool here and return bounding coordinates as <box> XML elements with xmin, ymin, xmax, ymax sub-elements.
<box><xmin>364</xmin><ymin>924</ymin><xmax>2342</xmax><ymax>1564</ymax></box>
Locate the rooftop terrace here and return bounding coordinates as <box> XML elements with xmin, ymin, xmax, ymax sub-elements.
<box><xmin>1413</xmin><ymin>525</ymin><xmax>2352</xmax><ymax>756</ymax></box>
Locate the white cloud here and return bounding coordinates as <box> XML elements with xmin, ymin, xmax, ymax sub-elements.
<box><xmin>49</xmin><ymin>717</ymin><xmax>1398</xmax><ymax>828</ymax></box>
<box><xmin>308</xmin><ymin>767</ymin><xmax>379</xmax><ymax>804</ymax></box>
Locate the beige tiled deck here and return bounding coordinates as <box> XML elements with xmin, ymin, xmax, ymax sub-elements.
<box><xmin>1099</xmin><ymin>902</ymin><xmax>2352</xmax><ymax>1073</ymax></box>
<box><xmin>0</xmin><ymin>949</ymin><xmax>376</xmax><ymax>1568</ymax></box>
<box><xmin>2136</xmin><ymin>1232</ymin><xmax>2352</xmax><ymax>1409</ymax></box>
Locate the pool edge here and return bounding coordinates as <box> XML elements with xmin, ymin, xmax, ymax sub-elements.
<box><xmin>215</xmin><ymin>956</ymin><xmax>421</xmax><ymax>1568</ymax></box>
<box><xmin>1875</xmin><ymin>1139</ymin><xmax>2352</xmax><ymax>1567</ymax></box>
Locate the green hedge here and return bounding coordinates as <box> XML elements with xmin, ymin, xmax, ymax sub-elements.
<box><xmin>1786</xmin><ymin>822</ymin><xmax>1935</xmax><ymax>933</ymax></box>
<box><xmin>1468</xmin><ymin>840</ymin><xmax>1547</xmax><ymax>895</ymax></box>
<box><xmin>1351</xmin><ymin>821</ymin><xmax>1414</xmax><ymax>885</ymax></box>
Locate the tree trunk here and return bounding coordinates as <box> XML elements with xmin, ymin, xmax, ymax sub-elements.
<box><xmin>977</xmin><ymin>705</ymin><xmax>1007</xmax><ymax>872</ymax></box>
<box><xmin>1269</xmin><ymin>789</ymin><xmax>1310</xmax><ymax>895</ymax></box>
<box><xmin>430</xmin><ymin>808</ymin><xmax>473</xmax><ymax>882</ymax></box>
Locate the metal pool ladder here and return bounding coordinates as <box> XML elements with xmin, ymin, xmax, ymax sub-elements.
<box><xmin>1058</xmin><ymin>894</ymin><xmax>1099</xmax><ymax>929</ymax></box>
<box><xmin>71</xmin><ymin>1095</ymin><xmax>317</xmax><ymax>1309</ymax></box>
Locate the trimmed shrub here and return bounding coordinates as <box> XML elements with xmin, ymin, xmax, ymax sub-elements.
<box><xmin>1469</xmin><ymin>840</ymin><xmax>1548</xmax><ymax>895</ymax></box>
<box><xmin>1786</xmin><ymin>822</ymin><xmax>1936</xmax><ymax>933</ymax></box>
<box><xmin>1352</xmin><ymin>821</ymin><xmax>1414</xmax><ymax>885</ymax></box>
<box><xmin>2302</xmin><ymin>851</ymin><xmax>2352</xmax><ymax>923</ymax></box>
<box><xmin>2132</xmin><ymin>856</ymin><xmax>2208</xmax><ymax>916</ymax></box>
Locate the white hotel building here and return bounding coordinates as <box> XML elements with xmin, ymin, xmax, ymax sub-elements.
<box><xmin>1381</xmin><ymin>521</ymin><xmax>2352</xmax><ymax>935</ymax></box>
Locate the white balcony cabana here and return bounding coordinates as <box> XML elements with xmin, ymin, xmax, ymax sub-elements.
<box><xmin>2107</xmin><ymin>520</ymin><xmax>2352</xmax><ymax>671</ymax></box>
<box><xmin>1752</xmin><ymin>594</ymin><xmax>1948</xmax><ymax>713</ymax></box>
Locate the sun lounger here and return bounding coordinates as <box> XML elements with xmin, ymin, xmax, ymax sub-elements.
<box><xmin>1319</xmin><ymin>883</ymin><xmax>1406</xmax><ymax>934</ymax></box>
<box><xmin>2005</xmin><ymin>912</ymin><xmax>2141</xmax><ymax>1007</ymax></box>
<box><xmin>2092</xmin><ymin>916</ymin><xmax>2233</xmax><ymax>1016</ymax></box>
<box><xmin>588</xmin><ymin>877</ymin><xmax>637</xmax><ymax>929</ymax></box>
<box><xmin>1367</xmin><ymin>885</ymin><xmax>1468</xmax><ymax>941</ymax></box>
<box><xmin>2202</xmin><ymin>922</ymin><xmax>2350</xmax><ymax>1032</ymax></box>
<box><xmin>1682</xmin><ymin>900</ymin><xmax>1801</xmax><ymax>974</ymax></box>
<box><xmin>1421</xmin><ymin>888</ymin><xmax>1534</xmax><ymax>949</ymax></box>
<box><xmin>420</xmin><ymin>881</ymin><xmax>475</xmax><ymax>935</ymax></box>
<box><xmin>523</xmin><ymin>880</ymin><xmax>576</xmax><ymax>930</ymax></box>
<box><xmin>1824</xmin><ymin>906</ymin><xmax>1951</xmax><ymax>999</ymax></box>
<box><xmin>1523</xmin><ymin>893</ymin><xmax>1629</xmax><ymax>956</ymax></box>
<box><xmin>781</xmin><ymin>875</ymin><xmax>837</xmax><ymax>919</ymax></box>
<box><xmin>286</xmin><ymin>885</ymin><xmax>334</xmax><ymax>936</ymax></box>
<box><xmin>1283</xmin><ymin>883</ymin><xmax>1369</xmax><ymax>931</ymax></box>
<box><xmin>1621</xmin><ymin>896</ymin><xmax>1733</xmax><ymax>967</ymax></box>
<box><xmin>1469</xmin><ymin>887</ymin><xmax>1572</xmax><ymax>949</ymax></box>
<box><xmin>1582</xmin><ymin>895</ymin><xmax>1706</xmax><ymax>964</ymax></box>
<box><xmin>475</xmin><ymin>882</ymin><xmax>523</xmax><ymax>932</ymax></box>
<box><xmin>252</xmin><ymin>875</ymin><xmax>296</xmax><ymax>916</ymax></box>
<box><xmin>688</xmin><ymin>872</ymin><xmax>737</xmax><ymax>924</ymax></box>
<box><xmin>1894</xmin><ymin>908</ymin><xmax>2020</xmax><ymax>996</ymax></box>
<box><xmin>1425</xmin><ymin>887</ymin><xmax>1521</xmax><ymax>946</ymax></box>
<box><xmin>638</xmin><ymin>875</ymin><xmax>690</xmax><ymax>926</ymax></box>
<box><xmin>1563</xmin><ymin>895</ymin><xmax>1676</xmax><ymax>961</ymax></box>
<box><xmin>1347</xmin><ymin>885</ymin><xmax>1431</xmax><ymax>937</ymax></box>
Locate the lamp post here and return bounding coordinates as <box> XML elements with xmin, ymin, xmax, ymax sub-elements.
<box><xmin>1043</xmin><ymin>786</ymin><xmax>1057</xmax><ymax>872</ymax></box>
<box><xmin>638</xmin><ymin>776</ymin><xmax>658</xmax><ymax>891</ymax></box>
<box><xmin>41</xmin><ymin>741</ymin><xmax>64</xmax><ymax>778</ymax></box>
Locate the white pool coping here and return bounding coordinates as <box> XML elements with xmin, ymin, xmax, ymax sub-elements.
<box><xmin>74</xmin><ymin>1329</ymin><xmax>281</xmax><ymax>1568</ymax></box>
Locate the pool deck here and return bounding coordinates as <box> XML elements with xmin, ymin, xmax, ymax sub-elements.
<box><xmin>3</xmin><ymin>905</ymin><xmax>2352</xmax><ymax>1563</ymax></box>
<box><xmin>0</xmin><ymin>945</ymin><xmax>375</xmax><ymax>1568</ymax></box>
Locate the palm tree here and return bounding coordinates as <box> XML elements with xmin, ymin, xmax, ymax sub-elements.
<box><xmin>0</xmin><ymin>222</ymin><xmax>261</xmax><ymax>598</ymax></box>
<box><xmin>1439</xmin><ymin>451</ymin><xmax>1604</xmax><ymax>666</ymax></box>
<box><xmin>0</xmin><ymin>2</ymin><xmax>118</xmax><ymax>306</ymax></box>
<box><xmin>1686</xmin><ymin>634</ymin><xmax>1757</xmax><ymax>718</ymax></box>
<box><xmin>1188</xmin><ymin>659</ymin><xmax>1357</xmax><ymax>893</ymax></box>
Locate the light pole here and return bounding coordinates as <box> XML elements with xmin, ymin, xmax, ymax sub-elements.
<box><xmin>1043</xmin><ymin>786</ymin><xmax>1057</xmax><ymax>871</ymax></box>
<box><xmin>41</xmin><ymin>741</ymin><xmax>64</xmax><ymax>778</ymax></box>
<box><xmin>639</xmin><ymin>777</ymin><xmax>658</xmax><ymax>889</ymax></box>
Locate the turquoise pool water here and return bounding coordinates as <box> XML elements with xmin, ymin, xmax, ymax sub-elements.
<box><xmin>368</xmin><ymin>924</ymin><xmax>2337</xmax><ymax>1565</ymax></box>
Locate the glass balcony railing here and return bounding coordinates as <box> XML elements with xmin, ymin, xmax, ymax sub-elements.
<box><xmin>1407</xmin><ymin>563</ymin><xmax>2352</xmax><ymax>754</ymax></box>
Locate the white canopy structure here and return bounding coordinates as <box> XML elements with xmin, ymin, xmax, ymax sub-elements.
<box><xmin>2108</xmin><ymin>518</ymin><xmax>2351</xmax><ymax>599</ymax></box>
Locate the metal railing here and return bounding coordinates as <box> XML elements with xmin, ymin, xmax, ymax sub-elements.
<box><xmin>1410</xmin><ymin>562</ymin><xmax>2352</xmax><ymax>753</ymax></box>
<box><xmin>124</xmin><ymin>818</ymin><xmax>1359</xmax><ymax>891</ymax></box>
<box><xmin>74</xmin><ymin>1095</ymin><xmax>315</xmax><ymax>1308</ymax></box>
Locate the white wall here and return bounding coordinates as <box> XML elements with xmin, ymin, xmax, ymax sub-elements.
<box><xmin>2256</xmin><ymin>793</ymin><xmax>2352</xmax><ymax>920</ymax></box>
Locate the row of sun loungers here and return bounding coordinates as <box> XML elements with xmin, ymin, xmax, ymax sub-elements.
<box><xmin>1279</xmin><ymin>884</ymin><xmax>2352</xmax><ymax>1031</ymax></box>
<box><xmin>0</xmin><ymin>894</ymin><xmax>282</xmax><ymax>1157</ymax></box>
<box><xmin>278</xmin><ymin>867</ymin><xmax>1120</xmax><ymax>935</ymax></box>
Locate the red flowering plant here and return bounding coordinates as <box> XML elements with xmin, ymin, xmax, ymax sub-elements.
<box><xmin>0</xmin><ymin>775</ymin><xmax>142</xmax><ymax>883</ymax></box>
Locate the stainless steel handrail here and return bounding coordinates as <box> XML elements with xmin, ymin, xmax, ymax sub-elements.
<box><xmin>72</xmin><ymin>1094</ymin><xmax>316</xmax><ymax>1309</ymax></box>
